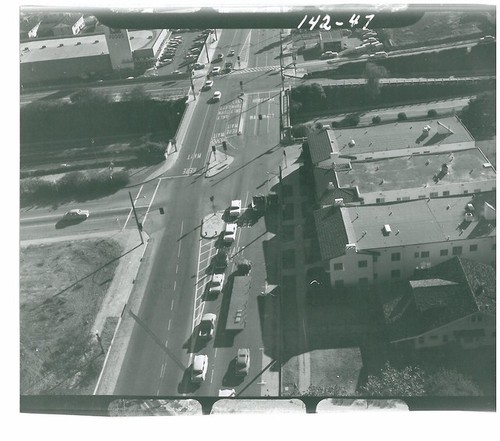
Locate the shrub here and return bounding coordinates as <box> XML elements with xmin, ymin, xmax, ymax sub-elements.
<box><xmin>341</xmin><ymin>113</ymin><xmax>361</xmax><ymax>127</ymax></box>
<box><xmin>315</xmin><ymin>122</ymin><xmax>323</xmax><ymax>130</ymax></box>
<box><xmin>397</xmin><ymin>112</ymin><xmax>408</xmax><ymax>121</ymax></box>
<box><xmin>427</xmin><ymin>109</ymin><xmax>438</xmax><ymax>117</ymax></box>
<box><xmin>372</xmin><ymin>115</ymin><xmax>381</xmax><ymax>124</ymax></box>
<box><xmin>291</xmin><ymin>123</ymin><xmax>312</xmax><ymax>138</ymax></box>
<box><xmin>331</xmin><ymin>121</ymin><xmax>340</xmax><ymax>128</ymax></box>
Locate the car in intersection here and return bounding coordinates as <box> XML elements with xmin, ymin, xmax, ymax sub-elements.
<box><xmin>63</xmin><ymin>209</ymin><xmax>90</xmax><ymax>220</ymax></box>
<box><xmin>191</xmin><ymin>354</ymin><xmax>208</xmax><ymax>383</ymax></box>
<box><xmin>234</xmin><ymin>348</ymin><xmax>250</xmax><ymax>377</ymax></box>
<box><xmin>223</xmin><ymin>223</ymin><xmax>237</xmax><ymax>243</ymax></box>
<box><xmin>209</xmin><ymin>273</ymin><xmax>225</xmax><ymax>295</ymax></box>
<box><xmin>228</xmin><ymin>49</ymin><xmax>235</xmax><ymax>56</ymax></box>
<box><xmin>199</xmin><ymin>313</ymin><xmax>216</xmax><ymax>339</ymax></box>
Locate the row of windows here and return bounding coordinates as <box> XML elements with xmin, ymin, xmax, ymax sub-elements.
<box><xmin>332</xmin><ymin>243</ymin><xmax>494</xmax><ymax>272</ymax></box>
<box><xmin>387</xmin><ymin>188</ymin><xmax>495</xmax><ymax>203</ymax></box>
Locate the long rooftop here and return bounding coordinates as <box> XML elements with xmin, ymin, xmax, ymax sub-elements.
<box><xmin>333</xmin><ymin>116</ymin><xmax>474</xmax><ymax>155</ymax></box>
<box><xmin>336</xmin><ymin>148</ymin><xmax>495</xmax><ymax>194</ymax></box>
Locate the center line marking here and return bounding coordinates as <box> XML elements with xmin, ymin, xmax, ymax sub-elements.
<box><xmin>171</xmin><ymin>299</ymin><xmax>175</xmax><ymax>310</ymax></box>
<box><xmin>174</xmin><ymin>280</ymin><xmax>177</xmax><ymax>291</ymax></box>
<box><xmin>168</xmin><ymin>319</ymin><xmax>171</xmax><ymax>331</ymax></box>
<box><xmin>210</xmin><ymin>369</ymin><xmax>214</xmax><ymax>383</ymax></box>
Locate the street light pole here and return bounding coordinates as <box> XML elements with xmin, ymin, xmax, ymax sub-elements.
<box><xmin>187</xmin><ymin>64</ymin><xmax>196</xmax><ymax>100</ymax></box>
<box><xmin>128</xmin><ymin>191</ymin><xmax>144</xmax><ymax>244</ymax></box>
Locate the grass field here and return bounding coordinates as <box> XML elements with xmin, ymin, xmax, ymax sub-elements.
<box><xmin>20</xmin><ymin>238</ymin><xmax>122</xmax><ymax>394</ymax></box>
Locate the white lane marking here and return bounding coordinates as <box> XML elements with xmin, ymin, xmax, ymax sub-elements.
<box><xmin>165</xmin><ymin>340</ymin><xmax>168</xmax><ymax>348</ymax></box>
<box><xmin>168</xmin><ymin>319</ymin><xmax>171</xmax><ymax>331</ymax></box>
<box><xmin>160</xmin><ymin>363</ymin><xmax>166</xmax><ymax>378</ymax></box>
<box><xmin>214</xmin><ymin>348</ymin><xmax>217</xmax><ymax>358</ymax></box>
<box><xmin>177</xmin><ymin>221</ymin><xmax>184</xmax><ymax>256</ymax></box>
<box><xmin>141</xmin><ymin>179</ymin><xmax>162</xmax><ymax>227</ymax></box>
<box><xmin>176</xmin><ymin>264</ymin><xmax>179</xmax><ymax>274</ymax></box>
<box><xmin>171</xmin><ymin>299</ymin><xmax>175</xmax><ymax>310</ymax></box>
<box><xmin>210</xmin><ymin>369</ymin><xmax>214</xmax><ymax>383</ymax></box>
<box><xmin>123</xmin><ymin>185</ymin><xmax>143</xmax><ymax>230</ymax></box>
<box><xmin>174</xmin><ymin>280</ymin><xmax>177</xmax><ymax>291</ymax></box>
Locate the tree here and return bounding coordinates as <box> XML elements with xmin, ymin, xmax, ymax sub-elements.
<box><xmin>122</xmin><ymin>85</ymin><xmax>152</xmax><ymax>102</ymax></box>
<box><xmin>301</xmin><ymin>384</ymin><xmax>348</xmax><ymax>396</ymax></box>
<box><xmin>70</xmin><ymin>88</ymin><xmax>109</xmax><ymax>106</ymax></box>
<box><xmin>341</xmin><ymin>113</ymin><xmax>361</xmax><ymax>127</ymax></box>
<box><xmin>360</xmin><ymin>362</ymin><xmax>426</xmax><ymax>396</ymax></box>
<box><xmin>397</xmin><ymin>112</ymin><xmax>408</xmax><ymax>121</ymax></box>
<box><xmin>459</xmin><ymin>91</ymin><xmax>496</xmax><ymax>139</ymax></box>
<box><xmin>364</xmin><ymin>62</ymin><xmax>388</xmax><ymax>100</ymax></box>
<box><xmin>372</xmin><ymin>115</ymin><xmax>381</xmax><ymax>124</ymax></box>
<box><xmin>426</xmin><ymin>369</ymin><xmax>483</xmax><ymax>396</ymax></box>
<box><xmin>427</xmin><ymin>109</ymin><xmax>438</xmax><ymax>117</ymax></box>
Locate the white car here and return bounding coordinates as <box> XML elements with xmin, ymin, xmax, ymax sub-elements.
<box><xmin>229</xmin><ymin>199</ymin><xmax>242</xmax><ymax>218</ymax></box>
<box><xmin>209</xmin><ymin>274</ymin><xmax>225</xmax><ymax>295</ymax></box>
<box><xmin>63</xmin><ymin>209</ymin><xmax>90</xmax><ymax>220</ymax></box>
<box><xmin>211</xmin><ymin>66</ymin><xmax>221</xmax><ymax>75</ymax></box>
<box><xmin>191</xmin><ymin>354</ymin><xmax>208</xmax><ymax>383</ymax></box>
<box><xmin>223</xmin><ymin>223</ymin><xmax>237</xmax><ymax>243</ymax></box>
<box><xmin>199</xmin><ymin>313</ymin><xmax>216</xmax><ymax>339</ymax></box>
<box><xmin>203</xmin><ymin>80</ymin><xmax>214</xmax><ymax>90</ymax></box>
<box><xmin>234</xmin><ymin>348</ymin><xmax>250</xmax><ymax>377</ymax></box>
<box><xmin>213</xmin><ymin>91</ymin><xmax>221</xmax><ymax>101</ymax></box>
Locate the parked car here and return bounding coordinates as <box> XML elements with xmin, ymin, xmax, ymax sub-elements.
<box><xmin>228</xmin><ymin>49</ymin><xmax>235</xmax><ymax>56</ymax></box>
<box><xmin>373</xmin><ymin>51</ymin><xmax>388</xmax><ymax>58</ymax></box>
<box><xmin>209</xmin><ymin>273</ymin><xmax>225</xmax><ymax>295</ymax></box>
<box><xmin>191</xmin><ymin>355</ymin><xmax>208</xmax><ymax>383</ymax></box>
<box><xmin>234</xmin><ymin>349</ymin><xmax>250</xmax><ymax>376</ymax></box>
<box><xmin>193</xmin><ymin>62</ymin><xmax>205</xmax><ymax>69</ymax></box>
<box><xmin>212</xmin><ymin>91</ymin><xmax>222</xmax><ymax>101</ymax></box>
<box><xmin>199</xmin><ymin>313</ymin><xmax>216</xmax><ymax>339</ymax></box>
<box><xmin>320</xmin><ymin>51</ymin><xmax>338</xmax><ymax>59</ymax></box>
<box><xmin>223</xmin><ymin>223</ymin><xmax>237</xmax><ymax>243</ymax></box>
<box><xmin>229</xmin><ymin>199</ymin><xmax>242</xmax><ymax>217</ymax></box>
<box><xmin>479</xmin><ymin>35</ymin><xmax>495</xmax><ymax>43</ymax></box>
<box><xmin>211</xmin><ymin>66</ymin><xmax>221</xmax><ymax>75</ymax></box>
<box><xmin>202</xmin><ymin>80</ymin><xmax>214</xmax><ymax>90</ymax></box>
<box><xmin>63</xmin><ymin>209</ymin><xmax>90</xmax><ymax>220</ymax></box>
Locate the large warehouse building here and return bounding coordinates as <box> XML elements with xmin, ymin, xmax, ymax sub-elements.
<box><xmin>20</xmin><ymin>27</ymin><xmax>169</xmax><ymax>85</ymax></box>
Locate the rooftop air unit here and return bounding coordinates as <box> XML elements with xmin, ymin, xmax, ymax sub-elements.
<box><xmin>328</xmin><ymin>182</ymin><xmax>335</xmax><ymax>190</ymax></box>
<box><xmin>348</xmin><ymin>139</ymin><xmax>355</xmax><ymax>147</ymax></box>
<box><xmin>464</xmin><ymin>212</ymin><xmax>474</xmax><ymax>222</ymax></box>
<box><xmin>334</xmin><ymin>198</ymin><xmax>344</xmax><ymax>207</ymax></box>
<box><xmin>383</xmin><ymin>224</ymin><xmax>392</xmax><ymax>236</ymax></box>
<box><xmin>76</xmin><ymin>41</ymin><xmax>81</xmax><ymax>45</ymax></box>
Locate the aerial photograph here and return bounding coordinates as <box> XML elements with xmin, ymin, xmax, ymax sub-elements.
<box><xmin>18</xmin><ymin>2</ymin><xmax>496</xmax><ymax>418</ymax></box>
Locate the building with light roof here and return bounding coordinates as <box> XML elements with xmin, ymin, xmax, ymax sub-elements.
<box><xmin>314</xmin><ymin>191</ymin><xmax>496</xmax><ymax>287</ymax></box>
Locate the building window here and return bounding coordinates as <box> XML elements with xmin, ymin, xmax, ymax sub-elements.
<box><xmin>397</xmin><ymin>197</ymin><xmax>402</xmax><ymax>202</ymax></box>
<box><xmin>470</xmin><ymin>244</ymin><xmax>478</xmax><ymax>252</ymax></box>
<box><xmin>335</xmin><ymin>280</ymin><xmax>344</xmax><ymax>288</ymax></box>
<box><xmin>471</xmin><ymin>316</ymin><xmax>476</xmax><ymax>323</ymax></box>
<box><xmin>418</xmin><ymin>336</ymin><xmax>425</xmax><ymax>344</ymax></box>
<box><xmin>402</xmin><ymin>196</ymin><xmax>410</xmax><ymax>201</ymax></box>
<box><xmin>443</xmin><ymin>191</ymin><xmax>450</xmax><ymax>196</ymax></box>
<box><xmin>430</xmin><ymin>192</ymin><xmax>438</xmax><ymax>198</ymax></box>
<box><xmin>333</xmin><ymin>263</ymin><xmax>343</xmax><ymax>271</ymax></box>
<box><xmin>421</xmin><ymin>251</ymin><xmax>430</xmax><ymax>258</ymax></box>
<box><xmin>358</xmin><ymin>260</ymin><xmax>367</xmax><ymax>268</ymax></box>
<box><xmin>443</xmin><ymin>335</ymin><xmax>448</xmax><ymax>343</ymax></box>
<box><xmin>430</xmin><ymin>335</ymin><xmax>439</xmax><ymax>340</ymax></box>
<box><xmin>478</xmin><ymin>316</ymin><xmax>482</xmax><ymax>322</ymax></box>
<box><xmin>464</xmin><ymin>190</ymin><xmax>469</xmax><ymax>194</ymax></box>
<box><xmin>440</xmin><ymin>249</ymin><xmax>449</xmax><ymax>256</ymax></box>
<box><xmin>418</xmin><ymin>195</ymin><xmax>426</xmax><ymax>199</ymax></box>
<box><xmin>391</xmin><ymin>269</ymin><xmax>401</xmax><ymax>279</ymax></box>
<box><xmin>474</xmin><ymin>189</ymin><xmax>481</xmax><ymax>193</ymax></box>
<box><xmin>359</xmin><ymin>277</ymin><xmax>369</xmax><ymax>285</ymax></box>
<box><xmin>373</xmin><ymin>255</ymin><xmax>378</xmax><ymax>263</ymax></box>
<box><xmin>452</xmin><ymin>246</ymin><xmax>463</xmax><ymax>255</ymax></box>
<box><xmin>391</xmin><ymin>252</ymin><xmax>401</xmax><ymax>261</ymax></box>
<box><xmin>414</xmin><ymin>252</ymin><xmax>419</xmax><ymax>258</ymax></box>
<box><xmin>373</xmin><ymin>273</ymin><xmax>378</xmax><ymax>279</ymax></box>
<box><xmin>376</xmin><ymin>198</ymin><xmax>385</xmax><ymax>204</ymax></box>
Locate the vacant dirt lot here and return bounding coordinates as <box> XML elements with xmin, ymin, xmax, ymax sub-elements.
<box><xmin>20</xmin><ymin>238</ymin><xmax>122</xmax><ymax>394</ymax></box>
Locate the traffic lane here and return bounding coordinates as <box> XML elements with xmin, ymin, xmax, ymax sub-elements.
<box><xmin>249</xmin><ymin>29</ymin><xmax>282</xmax><ymax>69</ymax></box>
<box><xmin>114</xmin><ymin>177</ymin><xmax>201</xmax><ymax>395</ymax></box>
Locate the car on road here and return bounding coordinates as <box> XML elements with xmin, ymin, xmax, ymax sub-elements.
<box><xmin>193</xmin><ymin>62</ymin><xmax>205</xmax><ymax>70</ymax></box>
<box><xmin>63</xmin><ymin>209</ymin><xmax>90</xmax><ymax>220</ymax></box>
<box><xmin>191</xmin><ymin>354</ymin><xmax>208</xmax><ymax>383</ymax></box>
<box><xmin>213</xmin><ymin>248</ymin><xmax>228</xmax><ymax>272</ymax></box>
<box><xmin>219</xmin><ymin>389</ymin><xmax>236</xmax><ymax>397</ymax></box>
<box><xmin>223</xmin><ymin>223</ymin><xmax>237</xmax><ymax>243</ymax></box>
<box><xmin>199</xmin><ymin>313</ymin><xmax>216</xmax><ymax>339</ymax></box>
<box><xmin>373</xmin><ymin>51</ymin><xmax>388</xmax><ymax>58</ymax></box>
<box><xmin>229</xmin><ymin>199</ymin><xmax>242</xmax><ymax>218</ymax></box>
<box><xmin>209</xmin><ymin>273</ymin><xmax>225</xmax><ymax>295</ymax></box>
<box><xmin>234</xmin><ymin>348</ymin><xmax>250</xmax><ymax>376</ymax></box>
<box><xmin>211</xmin><ymin>66</ymin><xmax>221</xmax><ymax>75</ymax></box>
<box><xmin>202</xmin><ymin>80</ymin><xmax>214</xmax><ymax>90</ymax></box>
<box><xmin>212</xmin><ymin>91</ymin><xmax>222</xmax><ymax>101</ymax></box>
<box><xmin>185</xmin><ymin>53</ymin><xmax>197</xmax><ymax>60</ymax></box>
<box><xmin>172</xmin><ymin>70</ymin><xmax>182</xmax><ymax>75</ymax></box>
<box><xmin>479</xmin><ymin>35</ymin><xmax>495</xmax><ymax>43</ymax></box>
<box><xmin>320</xmin><ymin>51</ymin><xmax>338</xmax><ymax>59</ymax></box>
<box><xmin>228</xmin><ymin>49</ymin><xmax>235</xmax><ymax>56</ymax></box>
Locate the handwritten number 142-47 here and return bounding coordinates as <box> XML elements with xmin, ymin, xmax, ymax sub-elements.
<box><xmin>297</xmin><ymin>13</ymin><xmax>375</xmax><ymax>31</ymax></box>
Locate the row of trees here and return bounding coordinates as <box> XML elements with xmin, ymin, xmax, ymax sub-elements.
<box><xmin>20</xmin><ymin>170</ymin><xmax>130</xmax><ymax>204</ymax></box>
<box><xmin>21</xmin><ymin>87</ymin><xmax>186</xmax><ymax>145</ymax></box>
<box><xmin>301</xmin><ymin>362</ymin><xmax>483</xmax><ymax>397</ymax></box>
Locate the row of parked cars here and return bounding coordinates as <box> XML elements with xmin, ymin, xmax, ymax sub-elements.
<box><xmin>156</xmin><ymin>34</ymin><xmax>183</xmax><ymax>68</ymax></box>
<box><xmin>191</xmin><ymin>198</ymin><xmax>249</xmax><ymax>386</ymax></box>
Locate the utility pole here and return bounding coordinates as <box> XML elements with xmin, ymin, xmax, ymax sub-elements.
<box><xmin>187</xmin><ymin>64</ymin><xmax>196</xmax><ymax>100</ymax></box>
<box><xmin>204</xmin><ymin>40</ymin><xmax>210</xmax><ymax>63</ymax></box>
<box><xmin>128</xmin><ymin>191</ymin><xmax>144</xmax><ymax>244</ymax></box>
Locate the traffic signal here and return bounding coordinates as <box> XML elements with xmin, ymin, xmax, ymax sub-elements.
<box><xmin>237</xmin><ymin>55</ymin><xmax>240</xmax><ymax>61</ymax></box>
<box><xmin>222</xmin><ymin>141</ymin><xmax>227</xmax><ymax>150</ymax></box>
<box><xmin>258</xmin><ymin>114</ymin><xmax>263</xmax><ymax>120</ymax></box>
<box><xmin>212</xmin><ymin>145</ymin><xmax>216</xmax><ymax>152</ymax></box>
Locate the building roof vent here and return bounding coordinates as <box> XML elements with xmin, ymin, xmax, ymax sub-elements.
<box><xmin>328</xmin><ymin>181</ymin><xmax>335</xmax><ymax>190</ymax></box>
<box><xmin>382</xmin><ymin>224</ymin><xmax>392</xmax><ymax>236</ymax></box>
<box><xmin>348</xmin><ymin>139</ymin><xmax>355</xmax><ymax>147</ymax></box>
<box><xmin>40</xmin><ymin>45</ymin><xmax>46</xmax><ymax>49</ymax></box>
<box><xmin>76</xmin><ymin>41</ymin><xmax>81</xmax><ymax>45</ymax></box>
<box><xmin>464</xmin><ymin>212</ymin><xmax>474</xmax><ymax>222</ymax></box>
<box><xmin>94</xmin><ymin>40</ymin><xmax>99</xmax><ymax>43</ymax></box>
<box><xmin>58</xmin><ymin>43</ymin><xmax>64</xmax><ymax>47</ymax></box>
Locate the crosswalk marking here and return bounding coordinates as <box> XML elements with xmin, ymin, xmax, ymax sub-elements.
<box><xmin>231</xmin><ymin>65</ymin><xmax>280</xmax><ymax>75</ymax></box>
